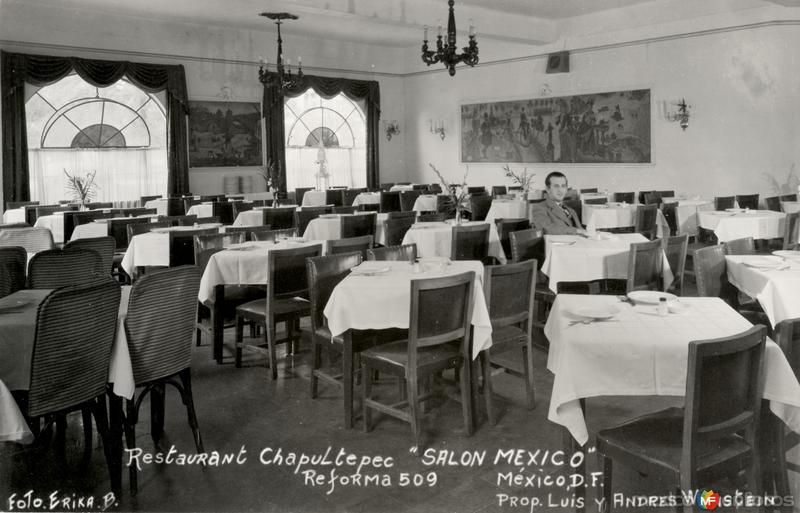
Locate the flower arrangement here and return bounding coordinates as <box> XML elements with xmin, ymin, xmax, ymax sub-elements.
<box><xmin>762</xmin><ymin>163</ymin><xmax>798</xmax><ymax>195</ymax></box>
<box><xmin>257</xmin><ymin>160</ymin><xmax>280</xmax><ymax>191</ymax></box>
<box><xmin>429</xmin><ymin>162</ymin><xmax>469</xmax><ymax>221</ymax></box>
<box><xmin>63</xmin><ymin>169</ymin><xmax>98</xmax><ymax>205</ymax></box>
<box><xmin>502</xmin><ymin>164</ymin><xmax>535</xmax><ymax>197</ymax></box>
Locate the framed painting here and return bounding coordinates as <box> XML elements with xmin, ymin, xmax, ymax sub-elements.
<box><xmin>460</xmin><ymin>88</ymin><xmax>651</xmax><ymax>164</ymax></box>
<box><xmin>188</xmin><ymin>100</ymin><xmax>263</xmax><ymax>167</ymax></box>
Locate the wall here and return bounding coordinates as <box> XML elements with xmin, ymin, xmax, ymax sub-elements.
<box><xmin>403</xmin><ymin>23</ymin><xmax>800</xmax><ymax>199</ymax></box>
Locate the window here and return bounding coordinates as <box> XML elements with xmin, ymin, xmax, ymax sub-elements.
<box><xmin>25</xmin><ymin>74</ymin><xmax>167</xmax><ymax>204</ymax></box>
<box><xmin>284</xmin><ymin>90</ymin><xmax>367</xmax><ymax>190</ymax></box>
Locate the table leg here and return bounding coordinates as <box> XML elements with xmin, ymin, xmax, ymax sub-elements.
<box><xmin>107</xmin><ymin>392</ymin><xmax>123</xmax><ymax>497</ymax></box>
<box><xmin>212</xmin><ymin>285</ymin><xmax>224</xmax><ymax>363</ymax></box>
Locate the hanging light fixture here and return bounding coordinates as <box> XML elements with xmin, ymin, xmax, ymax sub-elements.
<box><xmin>258</xmin><ymin>12</ymin><xmax>304</xmax><ymax>92</ymax></box>
<box><xmin>421</xmin><ymin>0</ymin><xmax>478</xmax><ymax>76</ymax></box>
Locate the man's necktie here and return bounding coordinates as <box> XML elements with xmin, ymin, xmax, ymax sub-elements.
<box><xmin>561</xmin><ymin>204</ymin><xmax>578</xmax><ymax>227</ymax></box>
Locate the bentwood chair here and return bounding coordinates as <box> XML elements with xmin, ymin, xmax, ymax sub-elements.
<box><xmin>307</xmin><ymin>252</ymin><xmax>375</xmax><ymax>428</ymax></box>
<box><xmin>341</xmin><ymin>213</ymin><xmax>376</xmax><ymax>239</ymax></box>
<box><xmin>361</xmin><ymin>271</ymin><xmax>476</xmax><ymax>449</ymax></box>
<box><xmin>326</xmin><ymin>235</ymin><xmax>373</xmax><ymax>259</ymax></box>
<box><xmin>663</xmin><ymin>234</ymin><xmax>689</xmax><ymax>295</ymax></box>
<box><xmin>626</xmin><ymin>238</ymin><xmax>664</xmax><ymax>292</ymax></box>
<box><xmin>383</xmin><ymin>217</ymin><xmax>416</xmax><ymax>247</ymax></box>
<box><xmin>64</xmin><ymin>236</ymin><xmax>116</xmax><ymax>275</ymax></box>
<box><xmin>736</xmin><ymin>194</ymin><xmax>760</xmax><ymax>210</ymax></box>
<box><xmin>714</xmin><ymin>195</ymin><xmax>736</xmax><ymax>211</ymax></box>
<box><xmin>28</xmin><ymin>248</ymin><xmax>104</xmax><ymax>288</ymax></box>
<box><xmin>596</xmin><ymin>326</ymin><xmax>766</xmax><ymax>512</ymax></box>
<box><xmin>0</xmin><ymin>227</ymin><xmax>54</xmax><ymax>254</ymax></box>
<box><xmin>451</xmin><ymin>224</ymin><xmax>490</xmax><ymax>262</ymax></box>
<box><xmin>19</xmin><ymin>277</ymin><xmax>121</xmax><ymax>494</ymax></box>
<box><xmin>367</xmin><ymin>244</ymin><xmax>418</xmax><ymax>262</ymax></box>
<box><xmin>235</xmin><ymin>244</ymin><xmax>323</xmax><ymax>379</ymax></box>
<box><xmin>480</xmin><ymin>260</ymin><xmax>537</xmax><ymax>423</ymax></box>
<box><xmin>122</xmin><ymin>266</ymin><xmax>204</xmax><ymax>495</ymax></box>
<box><xmin>262</xmin><ymin>207</ymin><xmax>297</xmax><ymax>230</ymax></box>
<box><xmin>634</xmin><ymin>204</ymin><xmax>659</xmax><ymax>240</ymax></box>
<box><xmin>0</xmin><ymin>246</ymin><xmax>26</xmax><ymax>298</ymax></box>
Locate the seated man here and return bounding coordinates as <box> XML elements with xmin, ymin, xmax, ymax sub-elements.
<box><xmin>530</xmin><ymin>171</ymin><xmax>587</xmax><ymax>235</ymax></box>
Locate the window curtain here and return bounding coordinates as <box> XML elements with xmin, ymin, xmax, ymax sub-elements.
<box><xmin>262</xmin><ymin>73</ymin><xmax>380</xmax><ymax>190</ymax></box>
<box><xmin>1</xmin><ymin>51</ymin><xmax>190</xmax><ymax>208</ymax></box>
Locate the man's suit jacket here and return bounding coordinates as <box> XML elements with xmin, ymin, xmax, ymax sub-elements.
<box><xmin>530</xmin><ymin>198</ymin><xmax>582</xmax><ymax>235</ymax></box>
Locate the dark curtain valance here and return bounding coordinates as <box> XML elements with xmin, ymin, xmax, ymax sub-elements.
<box><xmin>1</xmin><ymin>51</ymin><xmax>190</xmax><ymax>207</ymax></box>
<box><xmin>261</xmin><ymin>73</ymin><xmax>380</xmax><ymax>190</ymax></box>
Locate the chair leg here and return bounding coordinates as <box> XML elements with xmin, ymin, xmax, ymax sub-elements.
<box><xmin>343</xmin><ymin>345</ymin><xmax>354</xmax><ymax>429</ymax></box>
<box><xmin>407</xmin><ymin>374</ymin><xmax>422</xmax><ymax>450</ymax></box>
<box><xmin>601</xmin><ymin>455</ymin><xmax>612</xmax><ymax>513</ymax></box>
<box><xmin>124</xmin><ymin>400</ymin><xmax>139</xmax><ymax>496</ymax></box>
<box><xmin>522</xmin><ymin>344</ymin><xmax>535</xmax><ymax>409</ymax></box>
<box><xmin>195</xmin><ymin>327</ymin><xmax>201</xmax><ymax>347</ymax></box>
<box><xmin>81</xmin><ymin>408</ymin><xmax>93</xmax><ymax>462</ymax></box>
<box><xmin>362</xmin><ymin>362</ymin><xmax>373</xmax><ymax>433</ymax></box>
<box><xmin>178</xmin><ymin>369</ymin><xmax>204</xmax><ymax>453</ymax></box>
<box><xmin>90</xmin><ymin>396</ymin><xmax>116</xmax><ymax>495</ymax></box>
<box><xmin>310</xmin><ymin>340</ymin><xmax>321</xmax><ymax>399</ymax></box>
<box><xmin>481</xmin><ymin>352</ymin><xmax>495</xmax><ymax>426</ymax></box>
<box><xmin>267</xmin><ymin>322</ymin><xmax>278</xmax><ymax>380</ymax></box>
<box><xmin>107</xmin><ymin>393</ymin><xmax>123</xmax><ymax>497</ymax></box>
<box><xmin>459</xmin><ymin>358</ymin><xmax>474</xmax><ymax>436</ymax></box>
<box><xmin>149</xmin><ymin>384</ymin><xmax>165</xmax><ymax>448</ymax></box>
<box><xmin>235</xmin><ymin>315</ymin><xmax>244</xmax><ymax>368</ymax></box>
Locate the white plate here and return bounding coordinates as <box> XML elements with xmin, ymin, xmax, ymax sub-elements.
<box><xmin>417</xmin><ymin>256</ymin><xmax>450</xmax><ymax>264</ymax></box>
<box><xmin>550</xmin><ymin>241</ymin><xmax>576</xmax><ymax>246</ymax></box>
<box><xmin>773</xmin><ymin>250</ymin><xmax>800</xmax><ymax>261</ymax></box>
<box><xmin>712</xmin><ymin>211</ymin><xmax>736</xmax><ymax>216</ymax></box>
<box><xmin>742</xmin><ymin>256</ymin><xmax>788</xmax><ymax>270</ymax></box>
<box><xmin>571</xmin><ymin>305</ymin><xmax>620</xmax><ymax>320</ymax></box>
<box><xmin>627</xmin><ymin>291</ymin><xmax>678</xmax><ymax>304</ymax></box>
<box><xmin>726</xmin><ymin>208</ymin><xmax>745</xmax><ymax>213</ymax></box>
<box><xmin>350</xmin><ymin>266</ymin><xmax>390</xmax><ymax>276</ymax></box>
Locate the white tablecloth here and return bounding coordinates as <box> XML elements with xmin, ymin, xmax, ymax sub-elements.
<box><xmin>726</xmin><ymin>255</ymin><xmax>800</xmax><ymax>327</ymax></box>
<box><xmin>120</xmin><ymin>224</ymin><xmax>222</xmax><ymax>275</ymax></box>
<box><xmin>302</xmin><ymin>213</ymin><xmax>381</xmax><ymax>242</ymax></box>
<box><xmin>2</xmin><ymin>208</ymin><xmax>25</xmax><ymax>224</ymax></box>
<box><xmin>71</xmin><ymin>221</ymin><xmax>110</xmax><ymax>241</ymax></box>
<box><xmin>579</xmin><ymin>192</ymin><xmax>610</xmax><ymax>202</ymax></box>
<box><xmin>546</xmin><ymin>294</ymin><xmax>800</xmax><ymax>445</ymax></box>
<box><xmin>186</xmin><ymin>204</ymin><xmax>214</xmax><ymax>217</ymax></box>
<box><xmin>33</xmin><ymin>214</ymin><xmax>66</xmax><ymax>243</ymax></box>
<box><xmin>0</xmin><ymin>379</ymin><xmax>33</xmax><ymax>443</ymax></box>
<box><xmin>352</xmin><ymin>192</ymin><xmax>380</xmax><ymax>206</ymax></box>
<box><xmin>583</xmin><ymin>204</ymin><xmax>669</xmax><ymax>238</ymax></box>
<box><xmin>541</xmin><ymin>233</ymin><xmax>673</xmax><ymax>293</ymax></box>
<box><xmin>412</xmin><ymin>195</ymin><xmax>439</xmax><ymax>212</ymax></box>
<box><xmin>698</xmin><ymin>209</ymin><xmax>786</xmax><ymax>242</ymax></box>
<box><xmin>484</xmin><ymin>199</ymin><xmax>527</xmax><ymax>225</ymax></box>
<box><xmin>324</xmin><ymin>260</ymin><xmax>492</xmax><ymax>359</ymax></box>
<box><xmin>661</xmin><ymin>198</ymin><xmax>714</xmax><ymax>236</ymax></box>
<box><xmin>232</xmin><ymin>210</ymin><xmax>264</xmax><ymax>227</ymax></box>
<box><xmin>144</xmin><ymin>199</ymin><xmax>169</xmax><ymax>215</ymax></box>
<box><xmin>782</xmin><ymin>201</ymin><xmax>800</xmax><ymax>214</ymax></box>
<box><xmin>390</xmin><ymin>185</ymin><xmax>415</xmax><ymax>192</ymax></box>
<box><xmin>401</xmin><ymin>221</ymin><xmax>506</xmax><ymax>264</ymax></box>
<box><xmin>301</xmin><ymin>190</ymin><xmax>328</xmax><ymax>207</ymax></box>
<box><xmin>197</xmin><ymin>240</ymin><xmax>324</xmax><ymax>304</ymax></box>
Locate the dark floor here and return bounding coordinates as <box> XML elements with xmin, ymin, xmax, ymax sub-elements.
<box><xmin>1</xmin><ymin>279</ymin><xmax>796</xmax><ymax>512</ymax></box>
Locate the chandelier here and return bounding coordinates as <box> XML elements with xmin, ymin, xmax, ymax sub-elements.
<box><xmin>421</xmin><ymin>0</ymin><xmax>478</xmax><ymax>76</ymax></box>
<box><xmin>258</xmin><ymin>12</ymin><xmax>303</xmax><ymax>92</ymax></box>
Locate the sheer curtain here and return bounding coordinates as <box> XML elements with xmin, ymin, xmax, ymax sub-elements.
<box><xmin>28</xmin><ymin>148</ymin><xmax>167</xmax><ymax>204</ymax></box>
<box><xmin>284</xmin><ymin>148</ymin><xmax>367</xmax><ymax>191</ymax></box>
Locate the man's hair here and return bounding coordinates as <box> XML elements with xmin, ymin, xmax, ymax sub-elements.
<box><xmin>545</xmin><ymin>171</ymin><xmax>568</xmax><ymax>188</ymax></box>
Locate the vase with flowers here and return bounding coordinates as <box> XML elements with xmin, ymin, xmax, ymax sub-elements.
<box><xmin>257</xmin><ymin>160</ymin><xmax>280</xmax><ymax>193</ymax></box>
<box><xmin>429</xmin><ymin>163</ymin><xmax>469</xmax><ymax>223</ymax></box>
<box><xmin>502</xmin><ymin>164</ymin><xmax>535</xmax><ymax>199</ymax></box>
<box><xmin>63</xmin><ymin>169</ymin><xmax>98</xmax><ymax>209</ymax></box>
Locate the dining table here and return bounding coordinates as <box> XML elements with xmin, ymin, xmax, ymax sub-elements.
<box><xmin>351</xmin><ymin>192</ymin><xmax>380</xmax><ymax>207</ymax></box>
<box><xmin>697</xmin><ymin>209</ymin><xmax>786</xmax><ymax>242</ymax></box>
<box><xmin>186</xmin><ymin>203</ymin><xmax>214</xmax><ymax>218</ymax></box>
<box><xmin>302</xmin><ymin>212</ymin><xmax>388</xmax><ymax>245</ymax></box>
<box><xmin>541</xmin><ymin>232</ymin><xmax>674</xmax><ymax>293</ymax></box>
<box><xmin>2</xmin><ymin>207</ymin><xmax>26</xmax><ymax>224</ymax></box>
<box><xmin>401</xmin><ymin>220</ymin><xmax>506</xmax><ymax>264</ymax></box>
<box><xmin>661</xmin><ymin>197</ymin><xmax>714</xmax><ymax>235</ymax></box>
<box><xmin>484</xmin><ymin>199</ymin><xmax>528</xmax><ymax>225</ymax></box>
<box><xmin>781</xmin><ymin>201</ymin><xmax>800</xmax><ymax>214</ymax></box>
<box><xmin>726</xmin><ymin>253</ymin><xmax>800</xmax><ymax>327</ymax></box>
<box><xmin>300</xmin><ymin>190</ymin><xmax>329</xmax><ymax>207</ymax></box>
<box><xmin>120</xmin><ymin>223</ymin><xmax>223</xmax><ymax>275</ymax></box>
<box><xmin>143</xmin><ymin>198</ymin><xmax>169</xmax><ymax>215</ymax></box>
<box><xmin>582</xmin><ymin>202</ymin><xmax>670</xmax><ymax>237</ymax></box>
<box><xmin>324</xmin><ymin>259</ymin><xmax>492</xmax><ymax>359</ymax></box>
<box><xmin>411</xmin><ymin>194</ymin><xmax>439</xmax><ymax>212</ymax></box>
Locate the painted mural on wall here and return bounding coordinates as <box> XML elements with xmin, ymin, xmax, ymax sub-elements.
<box><xmin>189</xmin><ymin>101</ymin><xmax>262</xmax><ymax>167</ymax></box>
<box><xmin>460</xmin><ymin>89</ymin><xmax>651</xmax><ymax>164</ymax></box>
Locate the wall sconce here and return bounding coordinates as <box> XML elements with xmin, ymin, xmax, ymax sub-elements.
<box><xmin>663</xmin><ymin>99</ymin><xmax>691</xmax><ymax>130</ymax></box>
<box><xmin>430</xmin><ymin>119</ymin><xmax>445</xmax><ymax>140</ymax></box>
<box><xmin>383</xmin><ymin>120</ymin><xmax>401</xmax><ymax>141</ymax></box>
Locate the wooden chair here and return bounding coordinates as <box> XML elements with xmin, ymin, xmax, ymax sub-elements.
<box><xmin>643</xmin><ymin>191</ymin><xmax>663</xmax><ymax>206</ymax></box>
<box><xmin>361</xmin><ymin>271</ymin><xmax>475</xmax><ymax>449</ymax></box>
<box><xmin>556</xmin><ymin>279</ymin><xmax>627</xmax><ymax>295</ymax></box>
<box><xmin>596</xmin><ymin>325</ymin><xmax>766</xmax><ymax>512</ymax></box>
<box><xmin>19</xmin><ymin>277</ymin><xmax>121</xmax><ymax>494</ymax></box>
<box><xmin>386</xmin><ymin>211</ymin><xmax>416</xmax><ymax>220</ymax></box>
<box><xmin>723</xmin><ymin>236</ymin><xmax>755</xmax><ymax>255</ymax></box>
<box><xmin>626</xmin><ymin>238</ymin><xmax>664</xmax><ymax>292</ymax></box>
<box><xmin>469</xmin><ymin>195</ymin><xmax>493</xmax><ymax>221</ymax></box>
<box><xmin>108</xmin><ymin>218</ymin><xmax>149</xmax><ymax>251</ymax></box>
<box><xmin>663</xmin><ymin>234</ymin><xmax>689</xmax><ymax>295</ymax></box>
<box><xmin>0</xmin><ymin>246</ymin><xmax>26</xmax><ymax>298</ymax></box>
<box><xmin>167</xmin><ymin>227</ymin><xmax>218</xmax><ymax>267</ymax></box>
<box><xmin>379</xmin><ymin>191</ymin><xmax>402</xmax><ymax>213</ymax></box>
<box><xmin>6</xmin><ymin>200</ymin><xmax>39</xmax><ymax>209</ymax></box>
<box><xmin>64</xmin><ymin>236</ymin><xmax>116</xmax><ymax>275</ymax></box>
<box><xmin>333</xmin><ymin>205</ymin><xmax>358</xmax><ymax>215</ymax></box>
<box><xmin>295</xmin><ymin>207</ymin><xmax>329</xmax><ymax>235</ymax></box>
<box><xmin>580</xmin><ymin>188</ymin><xmax>598</xmax><ymax>194</ymax></box>
<box><xmin>491</xmin><ymin>186</ymin><xmax>507</xmax><ymax>198</ymax></box>
<box><xmin>126</xmin><ymin>221</ymin><xmax>170</xmax><ymax>245</ymax></box>
<box><xmin>341</xmin><ymin>213</ymin><xmax>376</xmax><ymax>238</ymax></box>
<box><xmin>222</xmin><ymin>224</ymin><xmax>268</xmax><ymax>241</ymax></box>
<box><xmin>379</xmin><ymin>182</ymin><xmax>394</xmax><ymax>192</ymax></box>
<box><xmin>321</xmin><ymin>189</ymin><xmax>341</xmax><ymax>207</ymax></box>
<box><xmin>736</xmin><ymin>194</ymin><xmax>759</xmax><ymax>210</ymax></box>
<box><xmin>211</xmin><ymin>201</ymin><xmax>234</xmax><ymax>225</ymax></box>
<box><xmin>326</xmin><ymin>235</ymin><xmax>373</xmax><ymax>259</ymax></box>
<box><xmin>765</xmin><ymin>196</ymin><xmax>781</xmax><ymax>212</ymax></box>
<box><xmin>367</xmin><ymin>244</ymin><xmax>418</xmax><ymax>262</ymax></box>
<box><xmin>295</xmin><ymin>187</ymin><xmax>314</xmax><ymax>206</ymax></box>
<box><xmin>307</xmin><ymin>252</ymin><xmax>375</xmax><ymax>428</ymax></box>
<box><xmin>400</xmin><ymin>190</ymin><xmax>422</xmax><ymax>212</ymax></box>
<box><xmin>468</xmin><ymin>186</ymin><xmax>486</xmax><ymax>195</ymax></box>
<box><xmin>235</xmin><ymin>244</ymin><xmax>323</xmax><ymax>379</ymax></box>
<box><xmin>251</xmin><ymin>228</ymin><xmax>298</xmax><ymax>242</ymax></box>
<box><xmin>343</xmin><ymin>188</ymin><xmax>364</xmax><ymax>207</ymax></box>
<box><xmin>62</xmin><ymin>210</ymin><xmax>110</xmax><ymax>241</ymax></box>
<box><xmin>139</xmin><ymin>195</ymin><xmax>161</xmax><ymax>206</ymax></box>
<box><xmin>661</xmin><ymin>201</ymin><xmax>678</xmax><ymax>236</ymax></box>
<box><xmin>383</xmin><ymin>217</ymin><xmax>416</xmax><ymax>247</ymax></box>
<box><xmin>192</xmin><ymin>216</ymin><xmax>221</xmax><ymax>225</ymax></box>
<box><xmin>34</xmin><ymin>205</ymin><xmax>76</xmax><ymax>222</ymax></box>
<box><xmin>262</xmin><ymin>207</ymin><xmax>297</xmax><ymax>230</ymax></box>
<box><xmin>509</xmin><ymin>228</ymin><xmax>543</xmax><ymax>264</ymax></box>
<box><xmin>28</xmin><ymin>248</ymin><xmax>104</xmax><ymax>288</ymax></box>
<box><xmin>0</xmin><ymin>227</ymin><xmax>54</xmax><ymax>254</ymax></box>
<box><xmin>613</xmin><ymin>192</ymin><xmax>634</xmax><ymax>204</ymax></box>
<box><xmin>780</xmin><ymin>193</ymin><xmax>798</xmax><ymax>203</ymax></box>
<box><xmin>231</xmin><ymin>201</ymin><xmax>253</xmax><ymax>220</ymax></box>
<box><xmin>451</xmin><ymin>224</ymin><xmax>490</xmax><ymax>262</ymax></box>
<box><xmin>111</xmin><ymin>207</ymin><xmax>156</xmax><ymax>218</ymax></box>
<box><xmin>480</xmin><ymin>260</ymin><xmax>537</xmax><ymax>423</ymax></box>
<box><xmin>418</xmin><ymin>213</ymin><xmax>446</xmax><ymax>223</ymax></box>
<box><xmin>495</xmin><ymin>218</ymin><xmax>530</xmax><ymax>260</ymax></box>
<box><xmin>157</xmin><ymin>215</ymin><xmax>196</xmax><ymax>226</ymax></box>
<box><xmin>436</xmin><ymin>195</ymin><xmax>455</xmax><ymax>218</ymax></box>
<box><xmin>693</xmin><ymin>245</ymin><xmax>738</xmax><ymax>306</ymax></box>
<box><xmin>428</xmin><ymin>183</ymin><xmax>442</xmax><ymax>194</ymax></box>
<box><xmin>122</xmin><ymin>266</ymin><xmax>204</xmax><ymax>495</ymax></box>
<box><xmin>657</xmin><ymin>190</ymin><xmax>675</xmax><ymax>199</ymax></box>
<box><xmin>245</xmin><ymin>225</ymin><xmax>281</xmax><ymax>241</ymax></box>
<box><xmin>165</xmin><ymin>198</ymin><xmax>186</xmax><ymax>216</ymax></box>
<box><xmin>782</xmin><ymin>212</ymin><xmax>800</xmax><ymax>250</ymax></box>
<box><xmin>714</xmin><ymin>195</ymin><xmax>736</xmax><ymax>210</ymax></box>
<box><xmin>193</xmin><ymin>232</ymin><xmax>245</xmax><ymax>271</ymax></box>
<box><xmin>634</xmin><ymin>203</ymin><xmax>659</xmax><ymax>240</ymax></box>
<box><xmin>584</xmin><ymin>197</ymin><xmax>608</xmax><ymax>205</ymax></box>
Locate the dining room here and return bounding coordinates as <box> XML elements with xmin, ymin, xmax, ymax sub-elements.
<box><xmin>3</xmin><ymin>1</ymin><xmax>800</xmax><ymax>512</ymax></box>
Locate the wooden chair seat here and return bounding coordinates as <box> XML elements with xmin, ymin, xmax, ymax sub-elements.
<box><xmin>236</xmin><ymin>297</ymin><xmax>310</xmax><ymax>319</ymax></box>
<box><xmin>361</xmin><ymin>340</ymin><xmax>460</xmax><ymax>372</ymax></box>
<box><xmin>490</xmin><ymin>325</ymin><xmax>527</xmax><ymax>348</ymax></box>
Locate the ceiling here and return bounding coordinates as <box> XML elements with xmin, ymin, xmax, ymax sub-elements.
<box><xmin>17</xmin><ymin>0</ymin><xmax>799</xmax><ymax>48</ymax></box>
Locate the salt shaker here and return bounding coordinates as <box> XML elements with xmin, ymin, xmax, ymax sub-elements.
<box><xmin>658</xmin><ymin>297</ymin><xmax>668</xmax><ymax>316</ymax></box>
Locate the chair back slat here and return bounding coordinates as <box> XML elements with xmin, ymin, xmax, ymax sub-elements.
<box><xmin>269</xmin><ymin>244</ymin><xmax>323</xmax><ymax>299</ymax></box>
<box><xmin>410</xmin><ymin>272</ymin><xmax>474</xmax><ymax>350</ymax></box>
<box><xmin>0</xmin><ymin>246</ymin><xmax>27</xmax><ymax>298</ymax></box>
<box><xmin>367</xmin><ymin>244</ymin><xmax>417</xmax><ymax>262</ymax></box>
<box><xmin>125</xmin><ymin>266</ymin><xmax>201</xmax><ymax>384</ymax></box>
<box><xmin>64</xmin><ymin>236</ymin><xmax>116</xmax><ymax>274</ymax></box>
<box><xmin>484</xmin><ymin>260</ymin><xmax>535</xmax><ymax>328</ymax></box>
<box><xmin>28</xmin><ymin>277</ymin><xmax>120</xmax><ymax>417</ymax></box>
<box><xmin>451</xmin><ymin>224</ymin><xmax>490</xmax><ymax>262</ymax></box>
<box><xmin>29</xmin><ymin>248</ymin><xmax>104</xmax><ymax>288</ymax></box>
<box><xmin>626</xmin><ymin>238</ymin><xmax>664</xmax><ymax>292</ymax></box>
<box><xmin>306</xmin><ymin>252</ymin><xmax>362</xmax><ymax>332</ymax></box>
<box><xmin>263</xmin><ymin>207</ymin><xmax>297</xmax><ymax>230</ymax></box>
